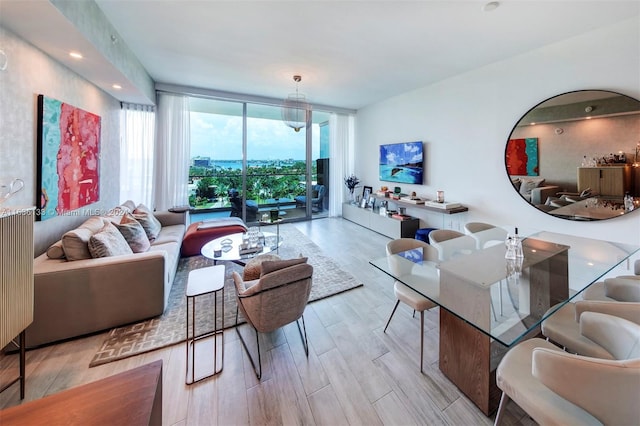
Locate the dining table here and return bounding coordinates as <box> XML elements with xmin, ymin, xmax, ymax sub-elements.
<box><xmin>369</xmin><ymin>227</ymin><xmax>639</xmax><ymax>415</ymax></box>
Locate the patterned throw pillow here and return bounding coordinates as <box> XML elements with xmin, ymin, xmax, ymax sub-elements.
<box><xmin>88</xmin><ymin>222</ymin><xmax>134</xmax><ymax>258</ymax></box>
<box><xmin>133</xmin><ymin>204</ymin><xmax>162</xmax><ymax>242</ymax></box>
<box><xmin>115</xmin><ymin>213</ymin><xmax>151</xmax><ymax>253</ymax></box>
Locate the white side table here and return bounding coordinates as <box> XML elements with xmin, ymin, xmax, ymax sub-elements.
<box><xmin>185</xmin><ymin>265</ymin><xmax>225</xmax><ymax>384</ymax></box>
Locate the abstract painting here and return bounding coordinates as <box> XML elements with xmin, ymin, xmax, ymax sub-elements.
<box><xmin>36</xmin><ymin>95</ymin><xmax>101</xmax><ymax>220</ymax></box>
<box><xmin>506</xmin><ymin>138</ymin><xmax>538</xmax><ymax>176</ymax></box>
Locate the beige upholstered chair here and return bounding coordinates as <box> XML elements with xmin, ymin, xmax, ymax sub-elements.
<box><xmin>542</xmin><ymin>278</ymin><xmax>640</xmax><ymax>357</ymax></box>
<box><xmin>428</xmin><ymin>229</ymin><xmax>476</xmax><ymax>261</ymax></box>
<box><xmin>233</xmin><ymin>257</ymin><xmax>313</xmax><ymax>379</ymax></box>
<box><xmin>463</xmin><ymin>222</ymin><xmax>508</xmax><ymax>250</ymax></box>
<box><xmin>384</xmin><ymin>238</ymin><xmax>439</xmax><ymax>373</ymax></box>
<box><xmin>495</xmin><ymin>312</ymin><xmax>640</xmax><ymax>426</ymax></box>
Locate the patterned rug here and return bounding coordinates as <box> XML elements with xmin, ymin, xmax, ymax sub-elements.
<box><xmin>89</xmin><ymin>225</ymin><xmax>362</xmax><ymax>367</ymax></box>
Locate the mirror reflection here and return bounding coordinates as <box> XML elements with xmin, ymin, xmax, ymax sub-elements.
<box><xmin>506</xmin><ymin>90</ymin><xmax>640</xmax><ymax>221</ymax></box>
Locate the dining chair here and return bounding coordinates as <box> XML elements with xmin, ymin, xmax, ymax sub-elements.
<box><xmin>463</xmin><ymin>222</ymin><xmax>508</xmax><ymax>250</ymax></box>
<box><xmin>495</xmin><ymin>312</ymin><xmax>640</xmax><ymax>426</ymax></box>
<box><xmin>232</xmin><ymin>257</ymin><xmax>313</xmax><ymax>379</ymax></box>
<box><xmin>384</xmin><ymin>238</ymin><xmax>439</xmax><ymax>373</ymax></box>
<box><xmin>428</xmin><ymin>230</ymin><xmax>499</xmax><ymax>319</ymax></box>
<box><xmin>463</xmin><ymin>222</ymin><xmax>510</xmax><ymax>315</ymax></box>
<box><xmin>428</xmin><ymin>229</ymin><xmax>476</xmax><ymax>261</ymax></box>
<box><xmin>541</xmin><ymin>277</ymin><xmax>640</xmax><ymax>357</ymax></box>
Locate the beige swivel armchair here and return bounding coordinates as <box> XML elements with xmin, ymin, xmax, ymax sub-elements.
<box><xmin>542</xmin><ymin>277</ymin><xmax>640</xmax><ymax>358</ymax></box>
<box><xmin>384</xmin><ymin>238</ymin><xmax>439</xmax><ymax>373</ymax></box>
<box><xmin>233</xmin><ymin>257</ymin><xmax>313</xmax><ymax>379</ymax></box>
<box><xmin>495</xmin><ymin>312</ymin><xmax>640</xmax><ymax>426</ymax></box>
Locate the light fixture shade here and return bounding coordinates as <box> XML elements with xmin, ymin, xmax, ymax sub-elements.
<box><xmin>282</xmin><ymin>93</ymin><xmax>311</xmax><ymax>132</ymax></box>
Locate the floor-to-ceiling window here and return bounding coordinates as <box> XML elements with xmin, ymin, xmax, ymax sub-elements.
<box><xmin>187</xmin><ymin>96</ymin><xmax>330</xmax><ymax>223</ymax></box>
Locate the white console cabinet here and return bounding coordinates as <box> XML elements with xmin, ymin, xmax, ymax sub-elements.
<box><xmin>342</xmin><ymin>203</ymin><xmax>420</xmax><ymax>239</ymax></box>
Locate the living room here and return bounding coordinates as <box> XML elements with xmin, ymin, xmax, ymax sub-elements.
<box><xmin>1</xmin><ymin>1</ymin><xmax>639</xmax><ymax>424</ymax></box>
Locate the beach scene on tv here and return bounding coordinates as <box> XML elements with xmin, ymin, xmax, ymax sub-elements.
<box><xmin>379</xmin><ymin>141</ymin><xmax>424</xmax><ymax>184</ymax></box>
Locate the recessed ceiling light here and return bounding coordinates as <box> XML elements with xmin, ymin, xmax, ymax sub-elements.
<box><xmin>69</xmin><ymin>51</ymin><xmax>83</xmax><ymax>59</ymax></box>
<box><xmin>112</xmin><ymin>84</ymin><xmax>122</xmax><ymax>90</ymax></box>
<box><xmin>482</xmin><ymin>1</ymin><xmax>500</xmax><ymax>12</ymax></box>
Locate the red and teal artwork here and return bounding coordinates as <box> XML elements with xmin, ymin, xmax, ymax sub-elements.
<box><xmin>506</xmin><ymin>138</ymin><xmax>538</xmax><ymax>176</ymax></box>
<box><xmin>36</xmin><ymin>95</ymin><xmax>101</xmax><ymax>220</ymax></box>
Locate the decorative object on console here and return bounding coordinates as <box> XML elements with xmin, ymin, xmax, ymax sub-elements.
<box><xmin>400</xmin><ymin>191</ymin><xmax>425</xmax><ymax>204</ymax></box>
<box><xmin>362</xmin><ymin>185</ymin><xmax>372</xmax><ymax>200</ymax></box>
<box><xmin>36</xmin><ymin>94</ymin><xmax>101</xmax><ymax>221</ymax></box>
<box><xmin>424</xmin><ymin>200</ymin><xmax>461</xmax><ymax>210</ymax></box>
<box><xmin>281</xmin><ymin>75</ymin><xmax>310</xmax><ymax>132</ymax></box>
<box><xmin>344</xmin><ymin>174</ymin><xmax>360</xmax><ymax>203</ymax></box>
<box><xmin>436</xmin><ymin>190</ymin><xmax>445</xmax><ymax>203</ymax></box>
<box><xmin>379</xmin><ymin>141</ymin><xmax>424</xmax><ymax>184</ymax></box>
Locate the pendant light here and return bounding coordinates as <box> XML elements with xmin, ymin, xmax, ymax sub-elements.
<box><xmin>281</xmin><ymin>75</ymin><xmax>311</xmax><ymax>132</ymax></box>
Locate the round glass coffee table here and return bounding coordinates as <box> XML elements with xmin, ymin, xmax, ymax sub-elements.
<box><xmin>201</xmin><ymin>231</ymin><xmax>281</xmax><ymax>266</ymax></box>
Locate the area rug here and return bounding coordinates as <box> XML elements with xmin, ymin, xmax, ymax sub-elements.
<box><xmin>89</xmin><ymin>225</ymin><xmax>362</xmax><ymax>367</ymax></box>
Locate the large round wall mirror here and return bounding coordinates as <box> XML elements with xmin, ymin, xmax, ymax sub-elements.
<box><xmin>506</xmin><ymin>90</ymin><xmax>640</xmax><ymax>221</ymax></box>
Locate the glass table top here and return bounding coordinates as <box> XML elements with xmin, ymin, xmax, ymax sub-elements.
<box><xmin>369</xmin><ymin>227</ymin><xmax>639</xmax><ymax>347</ymax></box>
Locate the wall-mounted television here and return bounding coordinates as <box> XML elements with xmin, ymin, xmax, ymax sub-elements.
<box><xmin>379</xmin><ymin>141</ymin><xmax>423</xmax><ymax>184</ymax></box>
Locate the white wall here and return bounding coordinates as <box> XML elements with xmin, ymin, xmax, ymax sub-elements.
<box><xmin>0</xmin><ymin>26</ymin><xmax>121</xmax><ymax>256</ymax></box>
<box><xmin>355</xmin><ymin>18</ymin><xmax>640</xmax><ymax>251</ymax></box>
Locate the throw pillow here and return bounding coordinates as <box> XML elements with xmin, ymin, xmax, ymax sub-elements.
<box><xmin>518</xmin><ymin>178</ymin><xmax>545</xmax><ymax>196</ymax></box>
<box><xmin>133</xmin><ymin>204</ymin><xmax>162</xmax><ymax>241</ymax></box>
<box><xmin>261</xmin><ymin>256</ymin><xmax>308</xmax><ymax>276</ymax></box>
<box><xmin>121</xmin><ymin>200</ymin><xmax>137</xmax><ymax>212</ymax></box>
<box><xmin>115</xmin><ymin>214</ymin><xmax>151</xmax><ymax>253</ymax></box>
<box><xmin>88</xmin><ymin>222</ymin><xmax>134</xmax><ymax>258</ymax></box>
<box><xmin>46</xmin><ymin>240</ymin><xmax>66</xmax><ymax>259</ymax></box>
<box><xmin>61</xmin><ymin>216</ymin><xmax>107</xmax><ymax>260</ymax></box>
<box><xmin>511</xmin><ymin>178</ymin><xmax>522</xmax><ymax>191</ymax></box>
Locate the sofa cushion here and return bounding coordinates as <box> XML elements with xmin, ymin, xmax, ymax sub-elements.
<box><xmin>88</xmin><ymin>222</ymin><xmax>134</xmax><ymax>258</ymax></box>
<box><xmin>519</xmin><ymin>178</ymin><xmax>545</xmax><ymax>197</ymax></box>
<box><xmin>133</xmin><ymin>204</ymin><xmax>162</xmax><ymax>241</ymax></box>
<box><xmin>61</xmin><ymin>216</ymin><xmax>107</xmax><ymax>261</ymax></box>
<box><xmin>152</xmin><ymin>224</ymin><xmax>185</xmax><ymax>246</ymax></box>
<box><xmin>46</xmin><ymin>240</ymin><xmax>66</xmax><ymax>259</ymax></box>
<box><xmin>511</xmin><ymin>178</ymin><xmax>522</xmax><ymax>191</ymax></box>
<box><xmin>115</xmin><ymin>214</ymin><xmax>151</xmax><ymax>253</ymax></box>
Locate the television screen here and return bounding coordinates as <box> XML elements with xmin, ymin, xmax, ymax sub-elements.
<box><xmin>379</xmin><ymin>141</ymin><xmax>423</xmax><ymax>184</ymax></box>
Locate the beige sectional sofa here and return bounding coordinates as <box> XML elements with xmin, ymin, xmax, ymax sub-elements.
<box><xmin>25</xmin><ymin>201</ymin><xmax>188</xmax><ymax>348</ymax></box>
<box><xmin>511</xmin><ymin>176</ymin><xmax>561</xmax><ymax>205</ymax></box>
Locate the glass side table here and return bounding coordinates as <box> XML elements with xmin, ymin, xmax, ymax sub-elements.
<box><xmin>259</xmin><ymin>218</ymin><xmax>283</xmax><ymax>254</ymax></box>
<box><xmin>185</xmin><ymin>264</ymin><xmax>225</xmax><ymax>384</ymax></box>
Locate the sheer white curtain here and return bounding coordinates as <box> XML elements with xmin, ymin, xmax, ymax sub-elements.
<box><xmin>155</xmin><ymin>93</ymin><xmax>190</xmax><ymax>211</ymax></box>
<box><xmin>329</xmin><ymin>113</ymin><xmax>356</xmax><ymax>217</ymax></box>
<box><xmin>120</xmin><ymin>103</ymin><xmax>155</xmax><ymax>206</ymax></box>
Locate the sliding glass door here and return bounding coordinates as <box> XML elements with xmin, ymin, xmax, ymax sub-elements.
<box><xmin>188</xmin><ymin>97</ymin><xmax>330</xmax><ymax>223</ymax></box>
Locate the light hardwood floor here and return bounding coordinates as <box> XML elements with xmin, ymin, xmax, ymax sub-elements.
<box><xmin>0</xmin><ymin>217</ymin><xmax>534</xmax><ymax>425</ymax></box>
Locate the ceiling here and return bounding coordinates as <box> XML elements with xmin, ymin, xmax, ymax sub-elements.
<box><xmin>1</xmin><ymin>1</ymin><xmax>639</xmax><ymax>110</ymax></box>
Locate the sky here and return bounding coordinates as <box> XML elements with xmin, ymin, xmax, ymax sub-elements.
<box><xmin>190</xmin><ymin>112</ymin><xmax>320</xmax><ymax>161</ymax></box>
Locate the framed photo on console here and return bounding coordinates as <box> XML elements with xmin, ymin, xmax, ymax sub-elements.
<box><xmin>368</xmin><ymin>197</ymin><xmax>376</xmax><ymax>209</ymax></box>
<box><xmin>362</xmin><ymin>186</ymin><xmax>372</xmax><ymax>201</ymax></box>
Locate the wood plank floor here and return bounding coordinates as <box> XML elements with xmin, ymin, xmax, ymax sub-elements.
<box><xmin>0</xmin><ymin>218</ymin><xmax>535</xmax><ymax>425</ymax></box>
